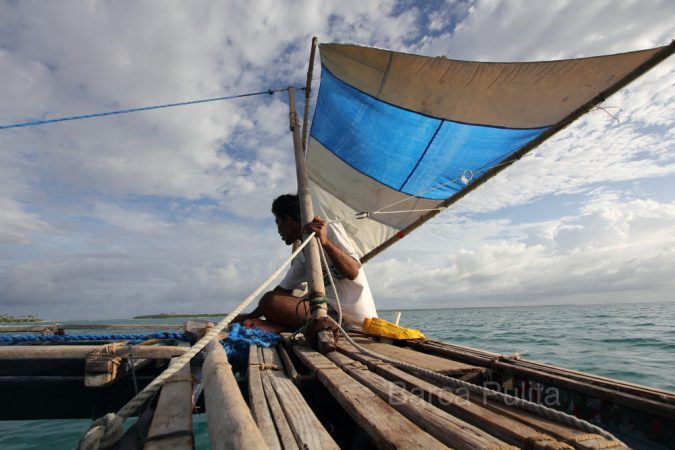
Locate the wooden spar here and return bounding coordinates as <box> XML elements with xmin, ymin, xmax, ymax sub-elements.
<box><xmin>0</xmin><ymin>345</ymin><xmax>187</xmax><ymax>360</ymax></box>
<box><xmin>201</xmin><ymin>339</ymin><xmax>267</xmax><ymax>449</ymax></box>
<box><xmin>361</xmin><ymin>39</ymin><xmax>675</xmax><ymax>263</ymax></box>
<box><xmin>0</xmin><ymin>323</ymin><xmax>182</xmax><ymax>332</ymax></box>
<box><xmin>144</xmin><ymin>357</ymin><xmax>194</xmax><ymax>450</ymax></box>
<box><xmin>301</xmin><ymin>37</ymin><xmax>319</xmax><ymax>153</ymax></box>
<box><xmin>288</xmin><ymin>83</ymin><xmax>335</xmax><ymax>353</ymax></box>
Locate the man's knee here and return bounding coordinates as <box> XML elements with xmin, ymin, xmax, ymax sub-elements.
<box><xmin>259</xmin><ymin>291</ymin><xmax>277</xmax><ymax>312</ymax></box>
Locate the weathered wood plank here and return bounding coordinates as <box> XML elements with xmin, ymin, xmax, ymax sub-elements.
<box><xmin>202</xmin><ymin>339</ymin><xmax>267</xmax><ymax>449</ymax></box>
<box><xmin>478</xmin><ymin>398</ymin><xmax>628</xmax><ymax>450</ymax></box>
<box><xmin>348</xmin><ymin>336</ymin><xmax>481</xmax><ymax>376</ymax></box>
<box><xmin>84</xmin><ymin>343</ymin><xmax>123</xmax><ymax>388</ymax></box>
<box><xmin>277</xmin><ymin>343</ymin><xmax>299</xmax><ymax>381</ymax></box>
<box><xmin>326</xmin><ymin>350</ymin><xmax>515</xmax><ymax>450</ymax></box>
<box><xmin>294</xmin><ymin>344</ymin><xmax>449</xmax><ymax>449</ymax></box>
<box><xmin>260</xmin><ymin>365</ymin><xmax>300</xmax><ymax>450</ymax></box>
<box><xmin>248</xmin><ymin>346</ymin><xmax>282</xmax><ymax>450</ymax></box>
<box><xmin>338</xmin><ymin>342</ymin><xmax>572</xmax><ymax>450</ymax></box>
<box><xmin>263</xmin><ymin>346</ymin><xmax>338</xmax><ymax>450</ymax></box>
<box><xmin>0</xmin><ymin>345</ymin><xmax>187</xmax><ymax>360</ymax></box>
<box><xmin>261</xmin><ymin>346</ymin><xmax>284</xmax><ymax>370</ymax></box>
<box><xmin>144</xmin><ymin>358</ymin><xmax>194</xmax><ymax>450</ymax></box>
<box><xmin>184</xmin><ymin>320</ymin><xmax>213</xmax><ymax>342</ymax></box>
<box><xmin>417</xmin><ymin>340</ymin><xmax>675</xmax><ymax>413</ymax></box>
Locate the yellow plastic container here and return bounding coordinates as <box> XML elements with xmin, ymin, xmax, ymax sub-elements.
<box><xmin>362</xmin><ymin>317</ymin><xmax>425</xmax><ymax>340</ymax></box>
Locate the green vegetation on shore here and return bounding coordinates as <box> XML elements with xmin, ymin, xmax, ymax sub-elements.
<box><xmin>1</xmin><ymin>314</ymin><xmax>42</xmax><ymax>323</ymax></box>
<box><xmin>133</xmin><ymin>313</ymin><xmax>227</xmax><ymax>319</ymax></box>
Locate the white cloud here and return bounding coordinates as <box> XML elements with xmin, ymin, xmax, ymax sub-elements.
<box><xmin>0</xmin><ymin>0</ymin><xmax>673</xmax><ymax>319</ymax></box>
<box><xmin>368</xmin><ymin>195</ymin><xmax>675</xmax><ymax>308</ymax></box>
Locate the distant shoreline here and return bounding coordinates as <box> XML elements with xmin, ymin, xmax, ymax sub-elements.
<box><xmin>0</xmin><ymin>314</ymin><xmax>43</xmax><ymax>323</ymax></box>
<box><xmin>133</xmin><ymin>313</ymin><xmax>227</xmax><ymax>319</ymax></box>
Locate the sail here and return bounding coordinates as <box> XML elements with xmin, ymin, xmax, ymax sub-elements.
<box><xmin>306</xmin><ymin>42</ymin><xmax>672</xmax><ymax>261</ymax></box>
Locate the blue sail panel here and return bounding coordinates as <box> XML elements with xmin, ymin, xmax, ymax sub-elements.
<box><xmin>311</xmin><ymin>68</ymin><xmax>548</xmax><ymax>200</ymax></box>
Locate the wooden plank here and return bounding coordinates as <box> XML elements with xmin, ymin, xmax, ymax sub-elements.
<box><xmin>348</xmin><ymin>336</ymin><xmax>481</xmax><ymax>376</ymax></box>
<box><xmin>0</xmin><ymin>345</ymin><xmax>187</xmax><ymax>360</ymax></box>
<box><xmin>477</xmin><ymin>397</ymin><xmax>627</xmax><ymax>450</ymax></box>
<box><xmin>184</xmin><ymin>320</ymin><xmax>213</xmax><ymax>342</ymax></box>
<box><xmin>248</xmin><ymin>346</ymin><xmax>282</xmax><ymax>450</ymax></box>
<box><xmin>144</xmin><ymin>358</ymin><xmax>194</xmax><ymax>450</ymax></box>
<box><xmin>84</xmin><ymin>343</ymin><xmax>123</xmax><ymax>387</ymax></box>
<box><xmin>263</xmin><ymin>346</ymin><xmax>338</xmax><ymax>450</ymax></box>
<box><xmin>326</xmin><ymin>350</ymin><xmax>515</xmax><ymax>450</ymax></box>
<box><xmin>418</xmin><ymin>340</ymin><xmax>675</xmax><ymax>408</ymax></box>
<box><xmin>260</xmin><ymin>364</ymin><xmax>300</xmax><ymax>450</ymax></box>
<box><xmin>277</xmin><ymin>343</ymin><xmax>299</xmax><ymax>381</ymax></box>
<box><xmin>294</xmin><ymin>344</ymin><xmax>449</xmax><ymax>449</ymax></box>
<box><xmin>338</xmin><ymin>342</ymin><xmax>572</xmax><ymax>450</ymax></box>
<box><xmin>202</xmin><ymin>339</ymin><xmax>267</xmax><ymax>449</ymax></box>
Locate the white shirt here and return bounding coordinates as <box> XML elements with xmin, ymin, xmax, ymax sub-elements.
<box><xmin>279</xmin><ymin>223</ymin><xmax>378</xmax><ymax>326</ymax></box>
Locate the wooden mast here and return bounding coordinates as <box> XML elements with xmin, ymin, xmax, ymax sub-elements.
<box><xmin>287</xmin><ymin>37</ymin><xmax>336</xmax><ymax>353</ymax></box>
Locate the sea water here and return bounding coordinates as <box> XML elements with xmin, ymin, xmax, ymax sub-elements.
<box><xmin>1</xmin><ymin>302</ymin><xmax>673</xmax><ymax>449</ymax></box>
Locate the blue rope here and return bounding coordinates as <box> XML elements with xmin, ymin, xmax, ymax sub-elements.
<box><xmin>0</xmin><ymin>86</ymin><xmax>303</xmax><ymax>130</ymax></box>
<box><xmin>221</xmin><ymin>323</ymin><xmax>282</xmax><ymax>372</ymax></box>
<box><xmin>0</xmin><ymin>331</ymin><xmax>189</xmax><ymax>345</ymax></box>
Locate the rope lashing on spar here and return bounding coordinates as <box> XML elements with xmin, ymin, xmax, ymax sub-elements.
<box><xmin>0</xmin><ymin>331</ymin><xmax>189</xmax><ymax>345</ymax></box>
<box><xmin>77</xmin><ymin>232</ymin><xmax>316</xmax><ymax>450</ymax></box>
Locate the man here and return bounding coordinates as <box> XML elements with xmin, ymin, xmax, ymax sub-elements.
<box><xmin>241</xmin><ymin>194</ymin><xmax>377</xmax><ymax>332</ymax></box>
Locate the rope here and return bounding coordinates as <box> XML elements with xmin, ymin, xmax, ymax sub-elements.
<box><xmin>77</xmin><ymin>232</ymin><xmax>316</xmax><ymax>450</ymax></box>
<box><xmin>0</xmin><ymin>331</ymin><xmax>188</xmax><ymax>345</ymax></box>
<box><xmin>318</xmin><ymin>238</ymin><xmax>342</xmax><ymax>327</ymax></box>
<box><xmin>0</xmin><ymin>86</ymin><xmax>305</xmax><ymax>130</ymax></box>
<box><xmin>330</xmin><ymin>320</ymin><xmax>623</xmax><ymax>445</ymax></box>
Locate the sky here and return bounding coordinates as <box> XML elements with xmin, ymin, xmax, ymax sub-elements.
<box><xmin>0</xmin><ymin>0</ymin><xmax>674</xmax><ymax>320</ymax></box>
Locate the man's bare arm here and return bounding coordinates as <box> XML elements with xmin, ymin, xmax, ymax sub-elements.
<box><xmin>303</xmin><ymin>216</ymin><xmax>360</xmax><ymax>280</ymax></box>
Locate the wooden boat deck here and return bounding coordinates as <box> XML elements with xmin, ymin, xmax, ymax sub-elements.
<box><xmin>1</xmin><ymin>323</ymin><xmax>674</xmax><ymax>449</ymax></box>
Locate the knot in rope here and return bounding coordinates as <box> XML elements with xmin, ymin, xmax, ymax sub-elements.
<box><xmin>78</xmin><ymin>413</ymin><xmax>124</xmax><ymax>450</ymax></box>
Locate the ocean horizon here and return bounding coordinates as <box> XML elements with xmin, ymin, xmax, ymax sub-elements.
<box><xmin>1</xmin><ymin>301</ymin><xmax>673</xmax><ymax>449</ymax></box>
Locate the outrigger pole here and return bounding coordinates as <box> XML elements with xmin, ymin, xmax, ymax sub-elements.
<box><xmin>287</xmin><ymin>37</ymin><xmax>337</xmax><ymax>353</ymax></box>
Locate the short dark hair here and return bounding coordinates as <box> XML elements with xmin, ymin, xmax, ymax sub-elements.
<box><xmin>272</xmin><ymin>194</ymin><xmax>301</xmax><ymax>222</ymax></box>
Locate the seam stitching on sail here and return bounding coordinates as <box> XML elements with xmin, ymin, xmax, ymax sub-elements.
<box><xmin>399</xmin><ymin>120</ymin><xmax>444</xmax><ymax>192</ymax></box>
<box><xmin>375</xmin><ymin>52</ymin><xmax>394</xmax><ymax>97</ymax></box>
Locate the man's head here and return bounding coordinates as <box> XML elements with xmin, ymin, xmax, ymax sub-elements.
<box><xmin>272</xmin><ymin>194</ymin><xmax>302</xmax><ymax>245</ymax></box>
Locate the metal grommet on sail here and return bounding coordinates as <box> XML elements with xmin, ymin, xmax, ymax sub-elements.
<box><xmin>460</xmin><ymin>169</ymin><xmax>474</xmax><ymax>185</ymax></box>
